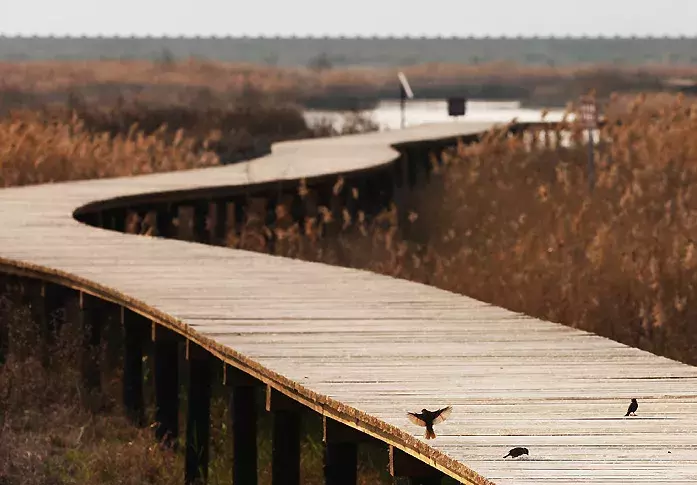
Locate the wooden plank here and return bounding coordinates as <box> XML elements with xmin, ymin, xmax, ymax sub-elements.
<box><xmin>1</xmin><ymin>121</ymin><xmax>697</xmax><ymax>485</ymax></box>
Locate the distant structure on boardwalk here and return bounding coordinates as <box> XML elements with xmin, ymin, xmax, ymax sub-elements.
<box><xmin>2</xmin><ymin>35</ymin><xmax>697</xmax><ymax>66</ymax></box>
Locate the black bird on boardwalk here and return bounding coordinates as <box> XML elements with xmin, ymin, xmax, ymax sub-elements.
<box><xmin>625</xmin><ymin>398</ymin><xmax>638</xmax><ymax>417</ymax></box>
<box><xmin>503</xmin><ymin>447</ymin><xmax>529</xmax><ymax>459</ymax></box>
<box><xmin>406</xmin><ymin>406</ymin><xmax>452</xmax><ymax>439</ymax></box>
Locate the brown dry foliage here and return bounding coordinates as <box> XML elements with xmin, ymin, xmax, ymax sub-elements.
<box><xmin>2</xmin><ymin>60</ymin><xmax>696</xmax><ymax>112</ymax></box>
<box><xmin>0</xmin><ymin>296</ymin><xmax>183</xmax><ymax>485</ymax></box>
<box><xmin>2</xmin><ymin>60</ymin><xmax>697</xmax><ymax>95</ymax></box>
<box><xmin>0</xmin><ymin>110</ymin><xmax>221</xmax><ymax>187</ymax></box>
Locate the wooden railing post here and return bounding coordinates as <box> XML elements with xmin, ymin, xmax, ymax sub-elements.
<box><xmin>153</xmin><ymin>324</ymin><xmax>181</xmax><ymax>448</ymax></box>
<box><xmin>224</xmin><ymin>364</ymin><xmax>261</xmax><ymax>485</ymax></box>
<box><xmin>389</xmin><ymin>446</ymin><xmax>443</xmax><ymax>485</ymax></box>
<box><xmin>122</xmin><ymin>308</ymin><xmax>147</xmax><ymax>427</ymax></box>
<box><xmin>185</xmin><ymin>341</ymin><xmax>212</xmax><ymax>485</ymax></box>
<box><xmin>266</xmin><ymin>385</ymin><xmax>302</xmax><ymax>485</ymax></box>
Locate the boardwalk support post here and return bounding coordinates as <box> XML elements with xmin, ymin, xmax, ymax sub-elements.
<box><xmin>185</xmin><ymin>341</ymin><xmax>212</xmax><ymax>485</ymax></box>
<box><xmin>79</xmin><ymin>292</ymin><xmax>104</xmax><ymax>396</ymax></box>
<box><xmin>233</xmin><ymin>198</ymin><xmax>246</xmax><ymax>240</ymax></box>
<box><xmin>21</xmin><ymin>280</ymin><xmax>46</xmax><ymax>364</ymax></box>
<box><xmin>265</xmin><ymin>195</ymin><xmax>277</xmax><ymax>254</ymax></box>
<box><xmin>389</xmin><ymin>446</ymin><xmax>443</xmax><ymax>485</ymax></box>
<box><xmin>266</xmin><ymin>385</ymin><xmax>302</xmax><ymax>485</ymax></box>
<box><xmin>224</xmin><ymin>364</ymin><xmax>261</xmax><ymax>485</ymax></box>
<box><xmin>212</xmin><ymin>199</ymin><xmax>229</xmax><ymax>245</ymax></box>
<box><xmin>40</xmin><ymin>282</ymin><xmax>71</xmax><ymax>367</ymax></box>
<box><xmin>155</xmin><ymin>204</ymin><xmax>177</xmax><ymax>239</ymax></box>
<box><xmin>176</xmin><ymin>206</ymin><xmax>196</xmax><ymax>241</ymax></box>
<box><xmin>193</xmin><ymin>201</ymin><xmax>209</xmax><ymax>245</ymax></box>
<box><xmin>393</xmin><ymin>151</ymin><xmax>411</xmax><ymax>237</ymax></box>
<box><xmin>291</xmin><ymin>188</ymin><xmax>307</xmax><ymax>235</ymax></box>
<box><xmin>122</xmin><ymin>308</ymin><xmax>147</xmax><ymax>427</ymax></box>
<box><xmin>153</xmin><ymin>324</ymin><xmax>181</xmax><ymax>447</ymax></box>
<box><xmin>0</xmin><ymin>274</ymin><xmax>10</xmax><ymax>364</ymax></box>
<box><xmin>323</xmin><ymin>416</ymin><xmax>376</xmax><ymax>485</ymax></box>
<box><xmin>108</xmin><ymin>208</ymin><xmax>127</xmax><ymax>233</ymax></box>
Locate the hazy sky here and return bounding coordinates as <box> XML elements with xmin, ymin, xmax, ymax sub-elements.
<box><xmin>1</xmin><ymin>0</ymin><xmax>695</xmax><ymax>37</ymax></box>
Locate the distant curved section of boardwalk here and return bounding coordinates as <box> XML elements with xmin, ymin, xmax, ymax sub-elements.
<box><xmin>2</xmin><ymin>121</ymin><xmax>697</xmax><ymax>485</ymax></box>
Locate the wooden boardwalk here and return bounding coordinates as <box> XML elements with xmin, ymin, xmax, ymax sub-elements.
<box><xmin>2</xmin><ymin>121</ymin><xmax>697</xmax><ymax>484</ymax></box>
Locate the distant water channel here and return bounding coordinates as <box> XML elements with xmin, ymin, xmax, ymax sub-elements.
<box><xmin>303</xmin><ymin>99</ymin><xmax>569</xmax><ymax>132</ymax></box>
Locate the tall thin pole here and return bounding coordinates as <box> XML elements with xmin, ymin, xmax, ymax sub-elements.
<box><xmin>400</xmin><ymin>84</ymin><xmax>406</xmax><ymax>129</ymax></box>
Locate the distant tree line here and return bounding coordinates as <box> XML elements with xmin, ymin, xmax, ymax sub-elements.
<box><xmin>2</xmin><ymin>36</ymin><xmax>697</xmax><ymax>66</ymax></box>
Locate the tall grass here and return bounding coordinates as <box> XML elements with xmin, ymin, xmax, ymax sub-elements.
<box><xmin>0</xmin><ymin>110</ymin><xmax>220</xmax><ymax>187</ymax></box>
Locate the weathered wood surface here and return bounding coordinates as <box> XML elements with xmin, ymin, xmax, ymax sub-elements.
<box><xmin>2</xmin><ymin>121</ymin><xmax>697</xmax><ymax>484</ymax></box>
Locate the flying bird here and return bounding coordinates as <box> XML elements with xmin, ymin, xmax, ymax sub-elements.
<box><xmin>625</xmin><ymin>398</ymin><xmax>638</xmax><ymax>417</ymax></box>
<box><xmin>406</xmin><ymin>406</ymin><xmax>452</xmax><ymax>439</ymax></box>
<box><xmin>503</xmin><ymin>447</ymin><xmax>529</xmax><ymax>459</ymax></box>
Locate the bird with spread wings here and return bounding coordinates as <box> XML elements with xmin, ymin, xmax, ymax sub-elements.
<box><xmin>406</xmin><ymin>406</ymin><xmax>453</xmax><ymax>439</ymax></box>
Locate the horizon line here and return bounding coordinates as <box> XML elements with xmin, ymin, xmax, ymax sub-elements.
<box><xmin>2</xmin><ymin>34</ymin><xmax>697</xmax><ymax>40</ymax></box>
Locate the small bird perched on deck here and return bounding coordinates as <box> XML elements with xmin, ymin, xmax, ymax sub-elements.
<box><xmin>625</xmin><ymin>398</ymin><xmax>638</xmax><ymax>417</ymax></box>
<box><xmin>406</xmin><ymin>406</ymin><xmax>452</xmax><ymax>439</ymax></box>
<box><xmin>503</xmin><ymin>447</ymin><xmax>529</xmax><ymax>459</ymax></box>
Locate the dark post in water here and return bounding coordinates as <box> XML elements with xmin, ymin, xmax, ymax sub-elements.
<box><xmin>398</xmin><ymin>71</ymin><xmax>414</xmax><ymax>129</ymax></box>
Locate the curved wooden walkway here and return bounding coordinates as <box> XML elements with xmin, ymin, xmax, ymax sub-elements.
<box><xmin>2</xmin><ymin>121</ymin><xmax>697</xmax><ymax>484</ymax></box>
